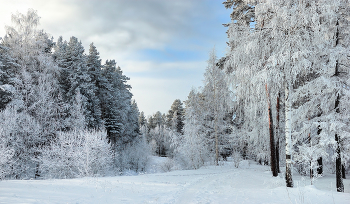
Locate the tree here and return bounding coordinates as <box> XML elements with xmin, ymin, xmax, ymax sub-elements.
<box><xmin>0</xmin><ymin>41</ymin><xmax>18</xmax><ymax>110</ymax></box>
<box><xmin>86</xmin><ymin>43</ymin><xmax>103</xmax><ymax>128</ymax></box>
<box><xmin>202</xmin><ymin>48</ymin><xmax>232</xmax><ymax>165</ymax></box>
<box><xmin>1</xmin><ymin>9</ymin><xmax>63</xmax><ymax>178</ymax></box>
<box><xmin>166</xmin><ymin>99</ymin><xmax>184</xmax><ymax>134</ymax></box>
<box><xmin>177</xmin><ymin>88</ymin><xmax>211</xmax><ymax>169</ymax></box>
<box><xmin>223</xmin><ymin>0</ymin><xmax>350</xmax><ymax>189</ymax></box>
<box><xmin>138</xmin><ymin>111</ymin><xmax>147</xmax><ymax>127</ymax></box>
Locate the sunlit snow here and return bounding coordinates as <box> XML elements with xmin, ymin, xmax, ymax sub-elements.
<box><xmin>0</xmin><ymin>157</ymin><xmax>349</xmax><ymax>204</ymax></box>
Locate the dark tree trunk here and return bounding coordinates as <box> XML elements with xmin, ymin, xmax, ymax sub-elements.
<box><xmin>342</xmin><ymin>165</ymin><xmax>346</xmax><ymax>179</ymax></box>
<box><xmin>310</xmin><ymin>165</ymin><xmax>314</xmax><ymax>180</ymax></box>
<box><xmin>276</xmin><ymin>94</ymin><xmax>280</xmax><ymax>173</ymax></box>
<box><xmin>317</xmin><ymin>126</ymin><xmax>323</xmax><ymax>175</ymax></box>
<box><xmin>317</xmin><ymin>157</ymin><xmax>323</xmax><ymax>175</ymax></box>
<box><xmin>266</xmin><ymin>84</ymin><xmax>278</xmax><ymax>177</ymax></box>
<box><xmin>308</xmin><ymin>119</ymin><xmax>313</xmax><ymax>180</ymax></box>
<box><xmin>335</xmin><ymin>134</ymin><xmax>344</xmax><ymax>192</ymax></box>
<box><xmin>242</xmin><ymin>142</ymin><xmax>248</xmax><ymax>160</ymax></box>
<box><xmin>334</xmin><ymin>93</ymin><xmax>343</xmax><ymax>192</ymax></box>
<box><xmin>35</xmin><ymin>163</ymin><xmax>40</xmax><ymax>179</ymax></box>
<box><xmin>275</xmin><ymin>139</ymin><xmax>280</xmax><ymax>173</ymax></box>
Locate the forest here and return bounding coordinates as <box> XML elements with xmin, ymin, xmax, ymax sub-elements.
<box><xmin>0</xmin><ymin>0</ymin><xmax>349</xmax><ymax>196</ymax></box>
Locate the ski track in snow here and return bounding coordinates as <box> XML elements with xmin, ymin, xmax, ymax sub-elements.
<box><xmin>0</xmin><ymin>160</ymin><xmax>349</xmax><ymax>204</ymax></box>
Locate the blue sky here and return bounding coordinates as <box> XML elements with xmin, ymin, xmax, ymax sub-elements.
<box><xmin>0</xmin><ymin>0</ymin><xmax>232</xmax><ymax>116</ymax></box>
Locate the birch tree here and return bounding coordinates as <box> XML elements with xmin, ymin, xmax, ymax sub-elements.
<box><xmin>224</xmin><ymin>0</ymin><xmax>350</xmax><ymax>188</ymax></box>
<box><xmin>203</xmin><ymin>48</ymin><xmax>232</xmax><ymax>165</ymax></box>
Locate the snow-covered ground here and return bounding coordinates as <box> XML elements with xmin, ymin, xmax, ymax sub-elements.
<box><xmin>0</xmin><ymin>157</ymin><xmax>349</xmax><ymax>204</ymax></box>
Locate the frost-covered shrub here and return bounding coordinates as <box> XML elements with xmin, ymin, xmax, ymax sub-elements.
<box><xmin>0</xmin><ymin>128</ymin><xmax>14</xmax><ymax>180</ymax></box>
<box><xmin>39</xmin><ymin>129</ymin><xmax>113</xmax><ymax>179</ymax></box>
<box><xmin>175</xmin><ymin>133</ymin><xmax>211</xmax><ymax>170</ymax></box>
<box><xmin>117</xmin><ymin>135</ymin><xmax>151</xmax><ymax>173</ymax></box>
<box><xmin>0</xmin><ymin>104</ymin><xmax>44</xmax><ymax>179</ymax></box>
<box><xmin>160</xmin><ymin>158</ymin><xmax>175</xmax><ymax>172</ymax></box>
<box><xmin>231</xmin><ymin>151</ymin><xmax>243</xmax><ymax>168</ymax></box>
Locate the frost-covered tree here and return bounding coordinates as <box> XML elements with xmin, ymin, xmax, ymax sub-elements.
<box><xmin>203</xmin><ymin>48</ymin><xmax>232</xmax><ymax>165</ymax></box>
<box><xmin>138</xmin><ymin>111</ymin><xmax>147</xmax><ymax>127</ymax></box>
<box><xmin>166</xmin><ymin>99</ymin><xmax>184</xmax><ymax>134</ymax></box>
<box><xmin>1</xmin><ymin>9</ymin><xmax>63</xmax><ymax>178</ymax></box>
<box><xmin>55</xmin><ymin>36</ymin><xmax>98</xmax><ymax>129</ymax></box>
<box><xmin>86</xmin><ymin>43</ymin><xmax>103</xmax><ymax>128</ymax></box>
<box><xmin>0</xmin><ymin>41</ymin><xmax>18</xmax><ymax>110</ymax></box>
<box><xmin>177</xmin><ymin>88</ymin><xmax>211</xmax><ymax>169</ymax></box>
<box><xmin>0</xmin><ymin>9</ymin><xmax>146</xmax><ymax>178</ymax></box>
<box><xmin>101</xmin><ymin>60</ymin><xmax>133</xmax><ymax>146</ymax></box>
<box><xmin>223</xmin><ymin>0</ymin><xmax>350</xmax><ymax>189</ymax></box>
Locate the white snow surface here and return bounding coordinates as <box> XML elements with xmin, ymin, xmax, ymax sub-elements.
<box><xmin>0</xmin><ymin>157</ymin><xmax>349</xmax><ymax>204</ymax></box>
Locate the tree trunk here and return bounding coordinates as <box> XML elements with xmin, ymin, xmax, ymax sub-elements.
<box><xmin>285</xmin><ymin>84</ymin><xmax>293</xmax><ymax>187</ymax></box>
<box><xmin>334</xmin><ymin>94</ymin><xmax>344</xmax><ymax>192</ymax></box>
<box><xmin>276</xmin><ymin>93</ymin><xmax>280</xmax><ymax>173</ymax></box>
<box><xmin>276</xmin><ymin>138</ymin><xmax>280</xmax><ymax>173</ymax></box>
<box><xmin>317</xmin><ymin>157</ymin><xmax>323</xmax><ymax>175</ymax></box>
<box><xmin>317</xmin><ymin>126</ymin><xmax>323</xmax><ymax>175</ymax></box>
<box><xmin>309</xmin><ymin>120</ymin><xmax>313</xmax><ymax>181</ymax></box>
<box><xmin>215</xmin><ymin>130</ymin><xmax>219</xmax><ymax>166</ymax></box>
<box><xmin>342</xmin><ymin>165</ymin><xmax>346</xmax><ymax>179</ymax></box>
<box><xmin>335</xmin><ymin>134</ymin><xmax>344</xmax><ymax>192</ymax></box>
<box><xmin>266</xmin><ymin>84</ymin><xmax>278</xmax><ymax>177</ymax></box>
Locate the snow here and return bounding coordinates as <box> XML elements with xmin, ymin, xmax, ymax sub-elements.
<box><xmin>0</xmin><ymin>158</ymin><xmax>349</xmax><ymax>204</ymax></box>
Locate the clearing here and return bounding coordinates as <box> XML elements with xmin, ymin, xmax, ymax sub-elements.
<box><xmin>0</xmin><ymin>158</ymin><xmax>349</xmax><ymax>204</ymax></box>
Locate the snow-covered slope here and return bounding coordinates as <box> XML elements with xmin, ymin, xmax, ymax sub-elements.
<box><xmin>0</xmin><ymin>159</ymin><xmax>349</xmax><ymax>204</ymax></box>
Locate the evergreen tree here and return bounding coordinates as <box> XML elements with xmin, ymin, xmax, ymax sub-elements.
<box><xmin>138</xmin><ymin>111</ymin><xmax>147</xmax><ymax>127</ymax></box>
<box><xmin>65</xmin><ymin>36</ymin><xmax>95</xmax><ymax>129</ymax></box>
<box><xmin>0</xmin><ymin>41</ymin><xmax>18</xmax><ymax>110</ymax></box>
<box><xmin>86</xmin><ymin>43</ymin><xmax>103</xmax><ymax>128</ymax></box>
<box><xmin>166</xmin><ymin>99</ymin><xmax>185</xmax><ymax>134</ymax></box>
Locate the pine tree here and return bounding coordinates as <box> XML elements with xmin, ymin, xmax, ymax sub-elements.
<box><xmin>0</xmin><ymin>41</ymin><xmax>18</xmax><ymax>110</ymax></box>
<box><xmin>138</xmin><ymin>111</ymin><xmax>147</xmax><ymax>127</ymax></box>
<box><xmin>86</xmin><ymin>43</ymin><xmax>103</xmax><ymax>128</ymax></box>
<box><xmin>166</xmin><ymin>99</ymin><xmax>184</xmax><ymax>134</ymax></box>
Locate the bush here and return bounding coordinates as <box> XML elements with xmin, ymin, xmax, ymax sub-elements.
<box><xmin>117</xmin><ymin>134</ymin><xmax>151</xmax><ymax>173</ymax></box>
<box><xmin>39</xmin><ymin>129</ymin><xmax>113</xmax><ymax>179</ymax></box>
<box><xmin>231</xmin><ymin>151</ymin><xmax>243</xmax><ymax>168</ymax></box>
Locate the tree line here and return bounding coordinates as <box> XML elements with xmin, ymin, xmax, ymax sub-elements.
<box><xmin>0</xmin><ymin>9</ymin><xmax>145</xmax><ymax>179</ymax></box>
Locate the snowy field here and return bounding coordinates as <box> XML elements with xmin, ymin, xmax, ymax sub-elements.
<box><xmin>0</xmin><ymin>158</ymin><xmax>349</xmax><ymax>204</ymax></box>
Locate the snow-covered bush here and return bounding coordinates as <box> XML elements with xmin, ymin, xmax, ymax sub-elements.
<box><xmin>0</xmin><ymin>127</ymin><xmax>14</xmax><ymax>180</ymax></box>
<box><xmin>175</xmin><ymin>131</ymin><xmax>211</xmax><ymax>170</ymax></box>
<box><xmin>117</xmin><ymin>134</ymin><xmax>151</xmax><ymax>173</ymax></box>
<box><xmin>160</xmin><ymin>158</ymin><xmax>175</xmax><ymax>172</ymax></box>
<box><xmin>231</xmin><ymin>151</ymin><xmax>243</xmax><ymax>168</ymax></box>
<box><xmin>0</xmin><ymin>103</ymin><xmax>44</xmax><ymax>179</ymax></box>
<box><xmin>39</xmin><ymin>129</ymin><xmax>113</xmax><ymax>179</ymax></box>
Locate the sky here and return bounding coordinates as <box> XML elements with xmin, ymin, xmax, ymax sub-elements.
<box><xmin>0</xmin><ymin>0</ymin><xmax>232</xmax><ymax>116</ymax></box>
